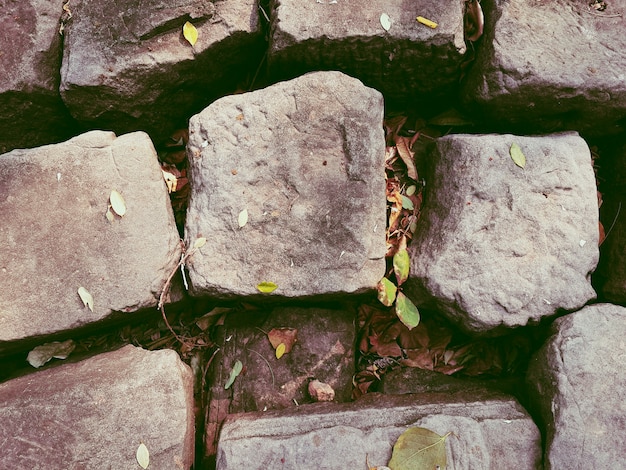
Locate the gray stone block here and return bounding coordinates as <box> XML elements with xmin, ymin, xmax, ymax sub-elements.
<box><xmin>462</xmin><ymin>0</ymin><xmax>626</xmax><ymax>136</ymax></box>
<box><xmin>405</xmin><ymin>132</ymin><xmax>598</xmax><ymax>334</ymax></box>
<box><xmin>269</xmin><ymin>0</ymin><xmax>467</xmax><ymax>104</ymax></box>
<box><xmin>60</xmin><ymin>0</ymin><xmax>265</xmax><ymax>139</ymax></box>
<box><xmin>184</xmin><ymin>71</ymin><xmax>386</xmax><ymax>299</ymax></box>
<box><xmin>216</xmin><ymin>391</ymin><xmax>542</xmax><ymax>469</ymax></box>
<box><xmin>0</xmin><ymin>345</ymin><xmax>194</xmax><ymax>469</ymax></box>
<box><xmin>0</xmin><ymin>0</ymin><xmax>76</xmax><ymax>152</ymax></box>
<box><xmin>527</xmin><ymin>304</ymin><xmax>626</xmax><ymax>469</ymax></box>
<box><xmin>0</xmin><ymin>131</ymin><xmax>181</xmax><ymax>347</ymax></box>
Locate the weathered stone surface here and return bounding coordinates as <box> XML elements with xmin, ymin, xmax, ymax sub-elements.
<box><xmin>405</xmin><ymin>132</ymin><xmax>599</xmax><ymax>334</ymax></box>
<box><xmin>216</xmin><ymin>391</ymin><xmax>541</xmax><ymax>469</ymax></box>
<box><xmin>185</xmin><ymin>71</ymin><xmax>386</xmax><ymax>299</ymax></box>
<box><xmin>0</xmin><ymin>131</ymin><xmax>181</xmax><ymax>347</ymax></box>
<box><xmin>380</xmin><ymin>366</ymin><xmax>523</xmax><ymax>398</ymax></box>
<box><xmin>462</xmin><ymin>0</ymin><xmax>626</xmax><ymax>136</ymax></box>
<box><xmin>60</xmin><ymin>0</ymin><xmax>265</xmax><ymax>140</ymax></box>
<box><xmin>269</xmin><ymin>0</ymin><xmax>466</xmax><ymax>105</ymax></box>
<box><xmin>526</xmin><ymin>304</ymin><xmax>626</xmax><ymax>469</ymax></box>
<box><xmin>0</xmin><ymin>0</ymin><xmax>77</xmax><ymax>153</ymax></box>
<box><xmin>205</xmin><ymin>306</ymin><xmax>355</xmax><ymax>457</ymax></box>
<box><xmin>0</xmin><ymin>345</ymin><xmax>194</xmax><ymax>469</ymax></box>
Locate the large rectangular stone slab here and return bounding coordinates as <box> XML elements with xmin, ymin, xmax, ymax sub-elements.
<box><xmin>405</xmin><ymin>132</ymin><xmax>599</xmax><ymax>334</ymax></box>
<box><xmin>216</xmin><ymin>391</ymin><xmax>542</xmax><ymax>469</ymax></box>
<box><xmin>184</xmin><ymin>71</ymin><xmax>386</xmax><ymax>299</ymax></box>
<box><xmin>0</xmin><ymin>131</ymin><xmax>181</xmax><ymax>347</ymax></box>
<box><xmin>269</xmin><ymin>0</ymin><xmax>467</xmax><ymax>105</ymax></box>
<box><xmin>527</xmin><ymin>304</ymin><xmax>626</xmax><ymax>469</ymax></box>
<box><xmin>0</xmin><ymin>345</ymin><xmax>194</xmax><ymax>469</ymax></box>
<box><xmin>0</xmin><ymin>0</ymin><xmax>77</xmax><ymax>152</ymax></box>
<box><xmin>60</xmin><ymin>0</ymin><xmax>265</xmax><ymax>140</ymax></box>
<box><xmin>462</xmin><ymin>0</ymin><xmax>626</xmax><ymax>136</ymax></box>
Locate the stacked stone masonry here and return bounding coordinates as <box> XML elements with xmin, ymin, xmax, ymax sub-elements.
<box><xmin>1</xmin><ymin>0</ymin><xmax>626</xmax><ymax>469</ymax></box>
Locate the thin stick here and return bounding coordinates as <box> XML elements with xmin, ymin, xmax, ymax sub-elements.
<box><xmin>246</xmin><ymin>348</ymin><xmax>275</xmax><ymax>386</ymax></box>
<box><xmin>602</xmin><ymin>201</ymin><xmax>622</xmax><ymax>244</ymax></box>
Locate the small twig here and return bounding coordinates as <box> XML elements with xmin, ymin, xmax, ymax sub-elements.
<box><xmin>602</xmin><ymin>201</ymin><xmax>622</xmax><ymax>245</ymax></box>
<box><xmin>246</xmin><ymin>348</ymin><xmax>275</xmax><ymax>386</ymax></box>
<box><xmin>202</xmin><ymin>348</ymin><xmax>221</xmax><ymax>390</ymax></box>
<box><xmin>258</xmin><ymin>4</ymin><xmax>270</xmax><ymax>22</ymax></box>
<box><xmin>157</xmin><ymin>239</ymin><xmax>202</xmax><ymax>345</ymax></box>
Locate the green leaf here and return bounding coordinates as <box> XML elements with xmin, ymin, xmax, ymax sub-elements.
<box><xmin>256</xmin><ymin>281</ymin><xmax>278</xmax><ymax>293</ymax></box>
<box><xmin>27</xmin><ymin>339</ymin><xmax>76</xmax><ymax>368</ymax></box>
<box><xmin>193</xmin><ymin>237</ymin><xmax>207</xmax><ymax>249</ymax></box>
<box><xmin>400</xmin><ymin>195</ymin><xmax>414</xmax><ymax>211</ymax></box>
<box><xmin>377</xmin><ymin>277</ymin><xmax>397</xmax><ymax>307</ymax></box>
<box><xmin>388</xmin><ymin>427</ymin><xmax>449</xmax><ymax>470</ymax></box>
<box><xmin>510</xmin><ymin>142</ymin><xmax>526</xmax><ymax>168</ymax></box>
<box><xmin>405</xmin><ymin>185</ymin><xmax>417</xmax><ymax>196</ymax></box>
<box><xmin>225</xmin><ymin>360</ymin><xmax>243</xmax><ymax>389</ymax></box>
<box><xmin>136</xmin><ymin>442</ymin><xmax>150</xmax><ymax>469</ymax></box>
<box><xmin>77</xmin><ymin>286</ymin><xmax>94</xmax><ymax>312</ymax></box>
<box><xmin>395</xmin><ymin>292</ymin><xmax>420</xmax><ymax>330</ymax></box>
<box><xmin>393</xmin><ymin>249</ymin><xmax>410</xmax><ymax>286</ymax></box>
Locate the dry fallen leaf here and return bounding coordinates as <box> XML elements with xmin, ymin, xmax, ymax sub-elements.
<box><xmin>388</xmin><ymin>427</ymin><xmax>449</xmax><ymax>469</ymax></box>
<box><xmin>268</xmin><ymin>327</ymin><xmax>298</xmax><ymax>354</ymax></box>
<box><xmin>183</xmin><ymin>21</ymin><xmax>198</xmax><ymax>46</ymax></box>
<box><xmin>238</xmin><ymin>208</ymin><xmax>249</xmax><ymax>228</ymax></box>
<box><xmin>510</xmin><ymin>142</ymin><xmax>526</xmax><ymax>168</ymax></box>
<box><xmin>109</xmin><ymin>190</ymin><xmax>126</xmax><ymax>217</ymax></box>
<box><xmin>257</xmin><ymin>281</ymin><xmax>278</xmax><ymax>293</ymax></box>
<box><xmin>136</xmin><ymin>442</ymin><xmax>150</xmax><ymax>469</ymax></box>
<box><xmin>416</xmin><ymin>16</ymin><xmax>438</xmax><ymax>28</ymax></box>
<box><xmin>77</xmin><ymin>286</ymin><xmax>94</xmax><ymax>312</ymax></box>
<box><xmin>26</xmin><ymin>339</ymin><xmax>76</xmax><ymax>368</ymax></box>
<box><xmin>380</xmin><ymin>13</ymin><xmax>392</xmax><ymax>31</ymax></box>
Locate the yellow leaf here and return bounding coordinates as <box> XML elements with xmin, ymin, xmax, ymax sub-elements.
<box><xmin>256</xmin><ymin>281</ymin><xmax>278</xmax><ymax>293</ymax></box>
<box><xmin>416</xmin><ymin>16</ymin><xmax>438</xmax><ymax>28</ymax></box>
<box><xmin>276</xmin><ymin>343</ymin><xmax>286</xmax><ymax>359</ymax></box>
<box><xmin>238</xmin><ymin>209</ymin><xmax>248</xmax><ymax>228</ymax></box>
<box><xmin>183</xmin><ymin>21</ymin><xmax>198</xmax><ymax>46</ymax></box>
<box><xmin>136</xmin><ymin>442</ymin><xmax>150</xmax><ymax>469</ymax></box>
<box><xmin>109</xmin><ymin>190</ymin><xmax>126</xmax><ymax>216</ymax></box>
<box><xmin>77</xmin><ymin>287</ymin><xmax>94</xmax><ymax>312</ymax></box>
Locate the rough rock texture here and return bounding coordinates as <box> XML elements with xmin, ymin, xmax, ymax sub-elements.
<box><xmin>381</xmin><ymin>366</ymin><xmax>522</xmax><ymax>398</ymax></box>
<box><xmin>0</xmin><ymin>345</ymin><xmax>194</xmax><ymax>469</ymax></box>
<box><xmin>185</xmin><ymin>71</ymin><xmax>386</xmax><ymax>299</ymax></box>
<box><xmin>526</xmin><ymin>304</ymin><xmax>626</xmax><ymax>469</ymax></box>
<box><xmin>60</xmin><ymin>0</ymin><xmax>264</xmax><ymax>141</ymax></box>
<box><xmin>205</xmin><ymin>306</ymin><xmax>355</xmax><ymax>457</ymax></box>
<box><xmin>216</xmin><ymin>391</ymin><xmax>542</xmax><ymax>469</ymax></box>
<box><xmin>405</xmin><ymin>132</ymin><xmax>599</xmax><ymax>334</ymax></box>
<box><xmin>0</xmin><ymin>131</ymin><xmax>181</xmax><ymax>347</ymax></box>
<box><xmin>269</xmin><ymin>0</ymin><xmax>466</xmax><ymax>105</ymax></box>
<box><xmin>0</xmin><ymin>0</ymin><xmax>77</xmax><ymax>153</ymax></box>
<box><xmin>462</xmin><ymin>0</ymin><xmax>626</xmax><ymax>136</ymax></box>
